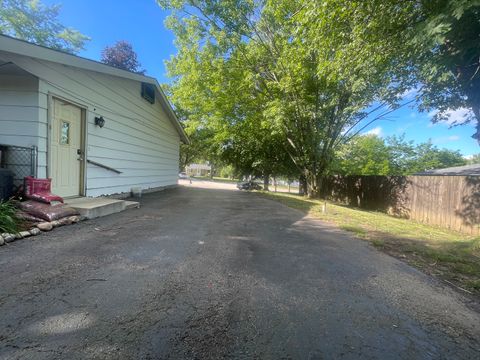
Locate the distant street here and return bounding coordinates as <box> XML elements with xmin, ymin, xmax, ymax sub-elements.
<box><xmin>179</xmin><ymin>178</ymin><xmax>299</xmax><ymax>193</ymax></box>
<box><xmin>1</xmin><ymin>183</ymin><xmax>479</xmax><ymax>359</ymax></box>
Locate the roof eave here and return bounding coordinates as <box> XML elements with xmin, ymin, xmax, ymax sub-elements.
<box><xmin>0</xmin><ymin>34</ymin><xmax>189</xmax><ymax>144</ymax></box>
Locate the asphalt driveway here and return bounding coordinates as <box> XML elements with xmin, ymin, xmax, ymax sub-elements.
<box><xmin>0</xmin><ymin>185</ymin><xmax>479</xmax><ymax>359</ymax></box>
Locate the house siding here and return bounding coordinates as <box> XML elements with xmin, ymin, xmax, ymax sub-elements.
<box><xmin>0</xmin><ymin>51</ymin><xmax>180</xmax><ymax>197</ymax></box>
<box><xmin>0</xmin><ymin>72</ymin><xmax>47</xmax><ymax>178</ymax></box>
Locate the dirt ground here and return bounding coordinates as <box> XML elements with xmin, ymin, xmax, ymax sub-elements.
<box><xmin>0</xmin><ymin>184</ymin><xmax>479</xmax><ymax>359</ymax></box>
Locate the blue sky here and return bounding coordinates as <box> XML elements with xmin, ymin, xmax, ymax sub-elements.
<box><xmin>46</xmin><ymin>0</ymin><xmax>479</xmax><ymax>157</ymax></box>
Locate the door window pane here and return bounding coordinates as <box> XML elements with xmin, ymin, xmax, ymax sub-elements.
<box><xmin>60</xmin><ymin>121</ymin><xmax>70</xmax><ymax>145</ymax></box>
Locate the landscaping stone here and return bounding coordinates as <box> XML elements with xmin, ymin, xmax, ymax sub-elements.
<box><xmin>4</xmin><ymin>233</ymin><xmax>16</xmax><ymax>243</ymax></box>
<box><xmin>59</xmin><ymin>217</ymin><xmax>73</xmax><ymax>226</ymax></box>
<box><xmin>19</xmin><ymin>231</ymin><xmax>31</xmax><ymax>238</ymax></box>
<box><xmin>37</xmin><ymin>222</ymin><xmax>53</xmax><ymax>231</ymax></box>
<box><xmin>69</xmin><ymin>215</ymin><xmax>81</xmax><ymax>223</ymax></box>
<box><xmin>29</xmin><ymin>228</ymin><xmax>41</xmax><ymax>236</ymax></box>
<box><xmin>1</xmin><ymin>215</ymin><xmax>83</xmax><ymax>244</ymax></box>
<box><xmin>51</xmin><ymin>220</ymin><xmax>61</xmax><ymax>228</ymax></box>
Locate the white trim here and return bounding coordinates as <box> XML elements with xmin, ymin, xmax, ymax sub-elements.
<box><xmin>46</xmin><ymin>94</ymin><xmax>53</xmax><ymax>179</ymax></box>
<box><xmin>0</xmin><ymin>34</ymin><xmax>189</xmax><ymax>144</ymax></box>
<box><xmin>48</xmin><ymin>95</ymin><xmax>87</xmax><ymax>196</ymax></box>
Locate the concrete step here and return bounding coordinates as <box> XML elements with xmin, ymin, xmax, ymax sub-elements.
<box><xmin>124</xmin><ymin>200</ymin><xmax>140</xmax><ymax>209</ymax></box>
<box><xmin>65</xmin><ymin>197</ymin><xmax>138</xmax><ymax>219</ymax></box>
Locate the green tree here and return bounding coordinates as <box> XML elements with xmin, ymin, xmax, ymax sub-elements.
<box><xmin>411</xmin><ymin>0</ymin><xmax>480</xmax><ymax>142</ymax></box>
<box><xmin>0</xmin><ymin>0</ymin><xmax>90</xmax><ymax>53</ymax></box>
<box><xmin>334</xmin><ymin>134</ymin><xmax>467</xmax><ymax>175</ymax></box>
<box><xmin>221</xmin><ymin>119</ymin><xmax>296</xmax><ymax>190</ymax></box>
<box><xmin>410</xmin><ymin>142</ymin><xmax>466</xmax><ymax>173</ymax></box>
<box><xmin>335</xmin><ymin>135</ymin><xmax>392</xmax><ymax>175</ymax></box>
<box><xmin>179</xmin><ymin>125</ymin><xmax>215</xmax><ymax>171</ymax></box>
<box><xmin>159</xmin><ymin>0</ymin><xmax>412</xmax><ymax>197</ymax></box>
<box><xmin>466</xmin><ymin>154</ymin><xmax>480</xmax><ymax>164</ymax></box>
<box><xmin>385</xmin><ymin>135</ymin><xmax>418</xmax><ymax>175</ymax></box>
<box><xmin>169</xmin><ymin>104</ymin><xmax>216</xmax><ymax>171</ymax></box>
<box><xmin>385</xmin><ymin>136</ymin><xmax>466</xmax><ymax>174</ymax></box>
<box><xmin>345</xmin><ymin>0</ymin><xmax>480</xmax><ymax>141</ymax></box>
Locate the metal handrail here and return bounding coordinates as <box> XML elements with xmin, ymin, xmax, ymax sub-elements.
<box><xmin>87</xmin><ymin>159</ymin><xmax>122</xmax><ymax>174</ymax></box>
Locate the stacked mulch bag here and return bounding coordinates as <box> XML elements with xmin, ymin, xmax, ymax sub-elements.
<box><xmin>1</xmin><ymin>177</ymin><xmax>81</xmax><ymax>245</ymax></box>
<box><xmin>18</xmin><ymin>177</ymin><xmax>79</xmax><ymax>224</ymax></box>
<box><xmin>18</xmin><ymin>200</ymin><xmax>79</xmax><ymax>222</ymax></box>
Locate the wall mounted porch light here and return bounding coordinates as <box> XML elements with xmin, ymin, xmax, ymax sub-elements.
<box><xmin>94</xmin><ymin>116</ymin><xmax>105</xmax><ymax>128</ymax></box>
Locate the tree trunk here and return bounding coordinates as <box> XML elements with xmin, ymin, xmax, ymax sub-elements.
<box><xmin>299</xmin><ymin>174</ymin><xmax>307</xmax><ymax>196</ymax></box>
<box><xmin>264</xmin><ymin>174</ymin><xmax>269</xmax><ymax>191</ymax></box>
<box><xmin>472</xmin><ymin>106</ymin><xmax>480</xmax><ymax>143</ymax></box>
<box><xmin>305</xmin><ymin>171</ymin><xmax>325</xmax><ymax>198</ymax></box>
<box><xmin>316</xmin><ymin>175</ymin><xmax>324</xmax><ymax>198</ymax></box>
<box><xmin>210</xmin><ymin>163</ymin><xmax>214</xmax><ymax>179</ymax></box>
<box><xmin>306</xmin><ymin>177</ymin><xmax>318</xmax><ymax>198</ymax></box>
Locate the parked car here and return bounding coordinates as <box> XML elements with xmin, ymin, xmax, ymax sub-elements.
<box><xmin>178</xmin><ymin>172</ymin><xmax>189</xmax><ymax>179</ymax></box>
<box><xmin>237</xmin><ymin>181</ymin><xmax>262</xmax><ymax>191</ymax></box>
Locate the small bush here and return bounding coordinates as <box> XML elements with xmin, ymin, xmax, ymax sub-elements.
<box><xmin>0</xmin><ymin>200</ymin><xmax>21</xmax><ymax>234</ymax></box>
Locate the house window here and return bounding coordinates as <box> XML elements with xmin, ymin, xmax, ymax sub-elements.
<box><xmin>141</xmin><ymin>82</ymin><xmax>155</xmax><ymax>104</ymax></box>
<box><xmin>60</xmin><ymin>121</ymin><xmax>70</xmax><ymax>145</ymax></box>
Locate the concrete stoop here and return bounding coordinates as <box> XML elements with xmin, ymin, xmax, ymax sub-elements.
<box><xmin>124</xmin><ymin>200</ymin><xmax>141</xmax><ymax>210</ymax></box>
<box><xmin>65</xmin><ymin>197</ymin><xmax>140</xmax><ymax>219</ymax></box>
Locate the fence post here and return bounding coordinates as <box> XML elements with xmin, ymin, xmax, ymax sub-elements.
<box><xmin>30</xmin><ymin>145</ymin><xmax>38</xmax><ymax>178</ymax></box>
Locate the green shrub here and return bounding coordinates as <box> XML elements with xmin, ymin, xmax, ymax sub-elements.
<box><xmin>0</xmin><ymin>200</ymin><xmax>20</xmax><ymax>234</ymax></box>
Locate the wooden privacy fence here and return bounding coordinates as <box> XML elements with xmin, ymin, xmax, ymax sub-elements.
<box><xmin>319</xmin><ymin>175</ymin><xmax>480</xmax><ymax>235</ymax></box>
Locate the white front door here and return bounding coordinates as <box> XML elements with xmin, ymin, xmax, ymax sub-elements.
<box><xmin>50</xmin><ymin>98</ymin><xmax>83</xmax><ymax>198</ymax></box>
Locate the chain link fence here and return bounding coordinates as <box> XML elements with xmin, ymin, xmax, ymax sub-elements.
<box><xmin>0</xmin><ymin>145</ymin><xmax>38</xmax><ymax>188</ymax></box>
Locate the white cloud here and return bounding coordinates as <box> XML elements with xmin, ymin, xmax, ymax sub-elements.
<box><xmin>464</xmin><ymin>154</ymin><xmax>474</xmax><ymax>160</ymax></box>
<box><xmin>401</xmin><ymin>87</ymin><xmax>419</xmax><ymax>100</ymax></box>
<box><xmin>363</xmin><ymin>126</ymin><xmax>383</xmax><ymax>137</ymax></box>
<box><xmin>428</xmin><ymin>107</ymin><xmax>473</xmax><ymax>126</ymax></box>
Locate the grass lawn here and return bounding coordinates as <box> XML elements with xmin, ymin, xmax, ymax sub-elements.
<box><xmin>259</xmin><ymin>191</ymin><xmax>480</xmax><ymax>296</ymax></box>
<box><xmin>268</xmin><ymin>184</ymin><xmax>300</xmax><ymax>192</ymax></box>
<box><xmin>192</xmin><ymin>176</ymin><xmax>239</xmax><ymax>184</ymax></box>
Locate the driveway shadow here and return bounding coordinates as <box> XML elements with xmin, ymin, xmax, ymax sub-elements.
<box><xmin>1</xmin><ymin>186</ymin><xmax>479</xmax><ymax>359</ymax></box>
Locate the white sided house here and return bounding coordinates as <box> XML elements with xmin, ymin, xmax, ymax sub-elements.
<box><xmin>186</xmin><ymin>163</ymin><xmax>211</xmax><ymax>177</ymax></box>
<box><xmin>0</xmin><ymin>35</ymin><xmax>188</xmax><ymax>199</ymax></box>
